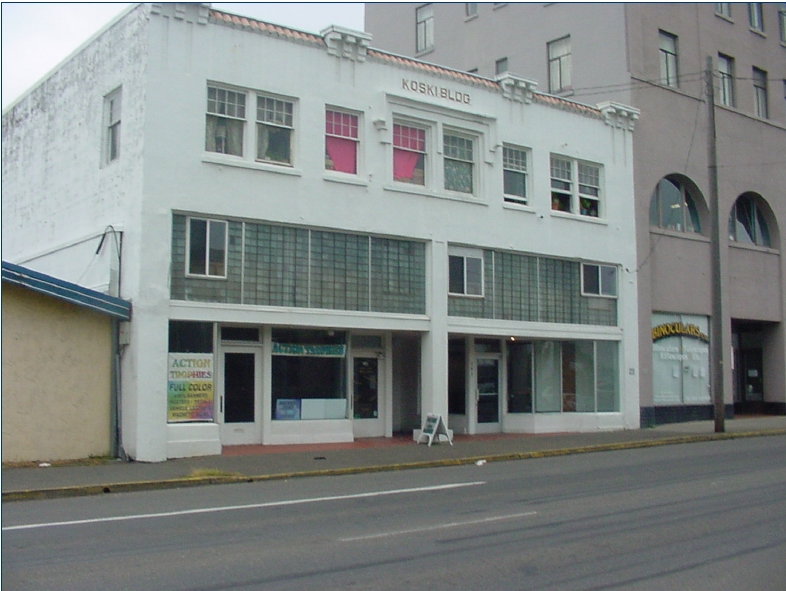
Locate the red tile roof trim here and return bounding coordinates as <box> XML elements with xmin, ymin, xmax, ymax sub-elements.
<box><xmin>207</xmin><ymin>9</ymin><xmax>603</xmax><ymax>120</ymax></box>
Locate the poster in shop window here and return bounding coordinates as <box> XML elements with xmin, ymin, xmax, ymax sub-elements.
<box><xmin>167</xmin><ymin>353</ymin><xmax>214</xmax><ymax>422</ymax></box>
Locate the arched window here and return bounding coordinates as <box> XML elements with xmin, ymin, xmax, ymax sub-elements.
<box><xmin>729</xmin><ymin>194</ymin><xmax>771</xmax><ymax>247</ymax></box>
<box><xmin>649</xmin><ymin>177</ymin><xmax>702</xmax><ymax>233</ymax></box>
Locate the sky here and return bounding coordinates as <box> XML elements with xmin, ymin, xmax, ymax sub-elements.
<box><xmin>1</xmin><ymin>2</ymin><xmax>366</xmax><ymax>109</ymax></box>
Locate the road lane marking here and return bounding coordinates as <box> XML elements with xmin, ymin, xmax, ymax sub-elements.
<box><xmin>2</xmin><ymin>481</ymin><xmax>486</xmax><ymax>532</ymax></box>
<box><xmin>338</xmin><ymin>510</ymin><xmax>538</xmax><ymax>542</ymax></box>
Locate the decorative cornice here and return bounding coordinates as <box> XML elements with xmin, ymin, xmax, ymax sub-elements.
<box><xmin>321</xmin><ymin>26</ymin><xmax>373</xmax><ymax>62</ymax></box>
<box><xmin>496</xmin><ymin>73</ymin><xmax>538</xmax><ymax>104</ymax></box>
<box><xmin>597</xmin><ymin>101</ymin><xmax>640</xmax><ymax>131</ymax></box>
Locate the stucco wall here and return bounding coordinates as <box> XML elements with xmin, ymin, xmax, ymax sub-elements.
<box><xmin>2</xmin><ymin>283</ymin><xmax>113</xmax><ymax>462</ymax></box>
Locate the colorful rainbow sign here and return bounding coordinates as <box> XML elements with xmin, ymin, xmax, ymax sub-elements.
<box><xmin>167</xmin><ymin>353</ymin><xmax>214</xmax><ymax>422</ymax></box>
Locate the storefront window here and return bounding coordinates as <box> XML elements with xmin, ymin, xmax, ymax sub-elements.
<box><xmin>167</xmin><ymin>321</ymin><xmax>214</xmax><ymax>423</ymax></box>
<box><xmin>507</xmin><ymin>341</ymin><xmax>533</xmax><ymax>413</ymax></box>
<box><xmin>271</xmin><ymin>329</ymin><xmax>347</xmax><ymax>420</ymax></box>
<box><xmin>652</xmin><ymin>314</ymin><xmax>710</xmax><ymax>406</ymax></box>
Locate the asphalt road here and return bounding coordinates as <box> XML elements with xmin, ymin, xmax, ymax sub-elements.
<box><xmin>3</xmin><ymin>436</ymin><xmax>786</xmax><ymax>591</ymax></box>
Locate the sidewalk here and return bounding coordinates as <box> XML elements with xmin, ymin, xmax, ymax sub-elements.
<box><xmin>3</xmin><ymin>416</ymin><xmax>786</xmax><ymax>502</ymax></box>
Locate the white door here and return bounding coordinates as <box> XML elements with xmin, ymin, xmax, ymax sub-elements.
<box><xmin>352</xmin><ymin>354</ymin><xmax>385</xmax><ymax>438</ymax></box>
<box><xmin>475</xmin><ymin>356</ymin><xmax>501</xmax><ymax>434</ymax></box>
<box><xmin>219</xmin><ymin>347</ymin><xmax>262</xmax><ymax>445</ymax></box>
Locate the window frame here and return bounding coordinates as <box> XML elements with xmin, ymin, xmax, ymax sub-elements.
<box><xmin>715</xmin><ymin>3</ymin><xmax>732</xmax><ymax>18</ymax></box>
<box><xmin>102</xmin><ymin>87</ymin><xmax>122</xmax><ymax>166</ymax></box>
<box><xmin>717</xmin><ymin>54</ymin><xmax>735</xmax><ymax>107</ymax></box>
<box><xmin>324</xmin><ymin>108</ymin><xmax>360</xmax><ymax>175</ymax></box>
<box><xmin>186</xmin><ymin>217</ymin><xmax>228</xmax><ymax>279</ymax></box>
<box><xmin>502</xmin><ymin>144</ymin><xmax>530</xmax><ymax>206</ymax></box>
<box><xmin>547</xmin><ymin>36</ymin><xmax>572</xmax><ymax>93</ymax></box>
<box><xmin>748</xmin><ymin>2</ymin><xmax>764</xmax><ymax>32</ymax></box>
<box><xmin>658</xmin><ymin>30</ymin><xmax>679</xmax><ymax>88</ymax></box>
<box><xmin>649</xmin><ymin>177</ymin><xmax>702</xmax><ymax>234</ymax></box>
<box><xmin>448</xmin><ymin>247</ymin><xmax>484</xmax><ymax>297</ymax></box>
<box><xmin>206</xmin><ymin>85</ymin><xmax>247</xmax><ymax>157</ymax></box>
<box><xmin>416</xmin><ymin>4</ymin><xmax>434</xmax><ymax>53</ymax></box>
<box><xmin>581</xmin><ymin>263</ymin><xmax>618</xmax><ymax>299</ymax></box>
<box><xmin>753</xmin><ymin>67</ymin><xmax>769</xmax><ymax>118</ymax></box>
<box><xmin>392</xmin><ymin>121</ymin><xmax>428</xmax><ymax>187</ymax></box>
<box><xmin>256</xmin><ymin>93</ymin><xmax>295</xmax><ymax>166</ymax></box>
<box><xmin>550</xmin><ymin>155</ymin><xmax>603</xmax><ymax>218</ymax></box>
<box><xmin>465</xmin><ymin>3</ymin><xmax>478</xmax><ymax>18</ymax></box>
<box><xmin>443</xmin><ymin>131</ymin><xmax>477</xmax><ymax>195</ymax></box>
<box><xmin>779</xmin><ymin>3</ymin><xmax>786</xmax><ymax>43</ymax></box>
<box><xmin>728</xmin><ymin>195</ymin><xmax>771</xmax><ymax>248</ymax></box>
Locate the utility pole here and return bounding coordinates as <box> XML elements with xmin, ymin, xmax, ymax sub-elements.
<box><xmin>706</xmin><ymin>56</ymin><xmax>725</xmax><ymax>433</ymax></box>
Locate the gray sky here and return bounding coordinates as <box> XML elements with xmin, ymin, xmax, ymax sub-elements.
<box><xmin>1</xmin><ymin>3</ymin><xmax>366</xmax><ymax>109</ymax></box>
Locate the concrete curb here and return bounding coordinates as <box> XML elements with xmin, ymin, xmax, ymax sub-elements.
<box><xmin>4</xmin><ymin>429</ymin><xmax>785</xmax><ymax>503</ymax></box>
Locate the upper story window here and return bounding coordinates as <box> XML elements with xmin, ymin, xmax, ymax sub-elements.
<box><xmin>503</xmin><ymin>145</ymin><xmax>529</xmax><ymax>205</ymax></box>
<box><xmin>393</xmin><ymin>123</ymin><xmax>426</xmax><ymax>185</ymax></box>
<box><xmin>729</xmin><ymin>194</ymin><xmax>771</xmax><ymax>247</ymax></box>
<box><xmin>187</xmin><ymin>217</ymin><xmax>227</xmax><ymax>278</ymax></box>
<box><xmin>325</xmin><ymin>109</ymin><xmax>359</xmax><ymax>174</ymax></box>
<box><xmin>582</xmin><ymin>263</ymin><xmax>617</xmax><ymax>298</ymax></box>
<box><xmin>779</xmin><ymin>3</ymin><xmax>786</xmax><ymax>42</ymax></box>
<box><xmin>257</xmin><ymin>95</ymin><xmax>294</xmax><ymax>165</ymax></box>
<box><xmin>658</xmin><ymin>31</ymin><xmax>679</xmax><ymax>88</ymax></box>
<box><xmin>748</xmin><ymin>2</ymin><xmax>764</xmax><ymax>31</ymax></box>
<box><xmin>753</xmin><ymin>67</ymin><xmax>769</xmax><ymax>118</ymax></box>
<box><xmin>102</xmin><ymin>87</ymin><xmax>121</xmax><ymax>165</ymax></box>
<box><xmin>547</xmin><ymin>36</ymin><xmax>571</xmax><ymax>93</ymax></box>
<box><xmin>715</xmin><ymin>3</ymin><xmax>731</xmax><ymax>18</ymax></box>
<box><xmin>465</xmin><ymin>3</ymin><xmax>477</xmax><ymax>17</ymax></box>
<box><xmin>649</xmin><ymin>177</ymin><xmax>702</xmax><ymax>234</ymax></box>
<box><xmin>718</xmin><ymin>54</ymin><xmax>735</xmax><ymax>107</ymax></box>
<box><xmin>443</xmin><ymin>133</ymin><xmax>475</xmax><ymax>194</ymax></box>
<box><xmin>495</xmin><ymin>57</ymin><xmax>509</xmax><ymax>75</ymax></box>
<box><xmin>206</xmin><ymin>86</ymin><xmax>246</xmax><ymax>156</ymax></box>
<box><xmin>416</xmin><ymin>4</ymin><xmax>434</xmax><ymax>53</ymax></box>
<box><xmin>449</xmin><ymin>248</ymin><xmax>484</xmax><ymax>296</ymax></box>
<box><xmin>550</xmin><ymin>156</ymin><xmax>602</xmax><ymax>218</ymax></box>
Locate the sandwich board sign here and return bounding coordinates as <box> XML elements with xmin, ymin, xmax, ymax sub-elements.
<box><xmin>417</xmin><ymin>413</ymin><xmax>453</xmax><ymax>446</ymax></box>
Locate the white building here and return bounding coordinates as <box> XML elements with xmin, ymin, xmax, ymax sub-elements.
<box><xmin>2</xmin><ymin>3</ymin><xmax>640</xmax><ymax>461</ymax></box>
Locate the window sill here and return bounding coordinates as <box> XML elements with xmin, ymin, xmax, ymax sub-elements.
<box><xmin>415</xmin><ymin>47</ymin><xmax>435</xmax><ymax>58</ymax></box>
<box><xmin>449</xmin><ymin>293</ymin><xmax>485</xmax><ymax>300</ymax></box>
<box><xmin>202</xmin><ymin>153</ymin><xmax>303</xmax><ymax>177</ymax></box>
<box><xmin>550</xmin><ymin>210</ymin><xmax>608</xmax><ymax>225</ymax></box>
<box><xmin>748</xmin><ymin>27</ymin><xmax>766</xmax><ymax>38</ymax></box>
<box><xmin>383</xmin><ymin>183</ymin><xmax>488</xmax><ymax>206</ymax></box>
<box><xmin>464</xmin><ymin>13</ymin><xmax>478</xmax><ymax>22</ymax></box>
<box><xmin>729</xmin><ymin>241</ymin><xmax>778</xmax><ymax>255</ymax></box>
<box><xmin>184</xmin><ymin>273</ymin><xmax>228</xmax><ymax>281</ymax></box>
<box><xmin>714</xmin><ymin>14</ymin><xmax>733</xmax><ymax>24</ymax></box>
<box><xmin>503</xmin><ymin>201</ymin><xmax>535</xmax><ymax>213</ymax></box>
<box><xmin>649</xmin><ymin>227</ymin><xmax>709</xmax><ymax>243</ymax></box>
<box><xmin>323</xmin><ymin>172</ymin><xmax>369</xmax><ymax>187</ymax></box>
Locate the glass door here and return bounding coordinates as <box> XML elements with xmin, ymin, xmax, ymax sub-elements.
<box><xmin>476</xmin><ymin>357</ymin><xmax>501</xmax><ymax>433</ymax></box>
<box><xmin>219</xmin><ymin>347</ymin><xmax>261</xmax><ymax>445</ymax></box>
<box><xmin>352</xmin><ymin>355</ymin><xmax>384</xmax><ymax>438</ymax></box>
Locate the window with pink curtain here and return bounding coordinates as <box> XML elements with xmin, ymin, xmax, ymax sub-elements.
<box><xmin>325</xmin><ymin>110</ymin><xmax>358</xmax><ymax>174</ymax></box>
<box><xmin>393</xmin><ymin>124</ymin><xmax>426</xmax><ymax>185</ymax></box>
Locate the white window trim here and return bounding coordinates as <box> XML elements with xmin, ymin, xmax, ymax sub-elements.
<box><xmin>185</xmin><ymin>217</ymin><xmax>229</xmax><ymax>280</ymax></box>
<box><xmin>102</xmin><ymin>87</ymin><xmax>122</xmax><ymax>167</ymax></box>
<box><xmin>324</xmin><ymin>106</ymin><xmax>363</xmax><ymax>180</ymax></box>
<box><xmin>203</xmin><ymin>83</ymin><xmax>300</xmax><ymax>174</ymax></box>
<box><xmin>442</xmin><ymin>128</ymin><xmax>478</xmax><ymax>196</ymax></box>
<box><xmin>502</xmin><ymin>144</ymin><xmax>531</xmax><ymax>206</ymax></box>
<box><xmin>550</xmin><ymin>155</ymin><xmax>604</xmax><ymax>219</ymax></box>
<box><xmin>581</xmin><ymin>263</ymin><xmax>618</xmax><ymax>299</ymax></box>
<box><xmin>658</xmin><ymin>30</ymin><xmax>679</xmax><ymax>88</ymax></box>
<box><xmin>448</xmin><ymin>246</ymin><xmax>485</xmax><ymax>298</ymax></box>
